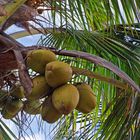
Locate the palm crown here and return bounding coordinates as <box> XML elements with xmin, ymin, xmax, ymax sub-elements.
<box><xmin>0</xmin><ymin>0</ymin><xmax>140</xmax><ymax>140</ymax></box>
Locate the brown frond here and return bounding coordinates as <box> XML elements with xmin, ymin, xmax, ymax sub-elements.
<box><xmin>2</xmin><ymin>4</ymin><xmax>37</xmax><ymax>31</ymax></box>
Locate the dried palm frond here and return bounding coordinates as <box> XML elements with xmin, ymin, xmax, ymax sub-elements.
<box><xmin>0</xmin><ymin>5</ymin><xmax>6</xmax><ymax>16</ymax></box>
<box><xmin>2</xmin><ymin>4</ymin><xmax>38</xmax><ymax>32</ymax></box>
<box><xmin>1</xmin><ymin>0</ymin><xmax>63</xmax><ymax>33</ymax></box>
<box><xmin>0</xmin><ymin>0</ymin><xmax>14</xmax><ymax>16</ymax></box>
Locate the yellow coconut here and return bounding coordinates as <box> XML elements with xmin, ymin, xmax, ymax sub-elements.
<box><xmin>10</xmin><ymin>85</ymin><xmax>25</xmax><ymax>99</ymax></box>
<box><xmin>45</xmin><ymin>61</ymin><xmax>72</xmax><ymax>87</ymax></box>
<box><xmin>41</xmin><ymin>96</ymin><xmax>62</xmax><ymax>123</ymax></box>
<box><xmin>23</xmin><ymin>100</ymin><xmax>42</xmax><ymax>115</ymax></box>
<box><xmin>26</xmin><ymin>49</ymin><xmax>57</xmax><ymax>74</ymax></box>
<box><xmin>4</xmin><ymin>98</ymin><xmax>23</xmax><ymax>115</ymax></box>
<box><xmin>52</xmin><ymin>84</ymin><xmax>79</xmax><ymax>115</ymax></box>
<box><xmin>76</xmin><ymin>83</ymin><xmax>96</xmax><ymax>114</ymax></box>
<box><xmin>27</xmin><ymin>75</ymin><xmax>50</xmax><ymax>100</ymax></box>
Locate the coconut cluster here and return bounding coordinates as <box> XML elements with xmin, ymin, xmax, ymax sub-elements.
<box><xmin>0</xmin><ymin>49</ymin><xmax>96</xmax><ymax>123</ymax></box>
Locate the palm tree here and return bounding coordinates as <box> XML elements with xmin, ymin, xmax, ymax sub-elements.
<box><xmin>0</xmin><ymin>0</ymin><xmax>140</xmax><ymax>139</ymax></box>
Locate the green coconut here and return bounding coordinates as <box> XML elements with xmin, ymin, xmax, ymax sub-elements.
<box><xmin>52</xmin><ymin>84</ymin><xmax>79</xmax><ymax>115</ymax></box>
<box><xmin>26</xmin><ymin>49</ymin><xmax>57</xmax><ymax>74</ymax></box>
<box><xmin>76</xmin><ymin>83</ymin><xmax>96</xmax><ymax>114</ymax></box>
<box><xmin>0</xmin><ymin>90</ymin><xmax>8</xmax><ymax>108</ymax></box>
<box><xmin>3</xmin><ymin>98</ymin><xmax>23</xmax><ymax>116</ymax></box>
<box><xmin>23</xmin><ymin>100</ymin><xmax>42</xmax><ymax>115</ymax></box>
<box><xmin>41</xmin><ymin>96</ymin><xmax>62</xmax><ymax>123</ymax></box>
<box><xmin>10</xmin><ymin>85</ymin><xmax>25</xmax><ymax>99</ymax></box>
<box><xmin>27</xmin><ymin>75</ymin><xmax>50</xmax><ymax>100</ymax></box>
<box><xmin>1</xmin><ymin>109</ymin><xmax>15</xmax><ymax>119</ymax></box>
<box><xmin>45</xmin><ymin>61</ymin><xmax>73</xmax><ymax>87</ymax></box>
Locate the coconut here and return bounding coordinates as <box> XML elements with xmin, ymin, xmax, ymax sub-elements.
<box><xmin>0</xmin><ymin>90</ymin><xmax>8</xmax><ymax>108</ymax></box>
<box><xmin>1</xmin><ymin>109</ymin><xmax>15</xmax><ymax>119</ymax></box>
<box><xmin>76</xmin><ymin>83</ymin><xmax>96</xmax><ymax>114</ymax></box>
<box><xmin>23</xmin><ymin>100</ymin><xmax>42</xmax><ymax>115</ymax></box>
<box><xmin>10</xmin><ymin>85</ymin><xmax>25</xmax><ymax>99</ymax></box>
<box><xmin>41</xmin><ymin>96</ymin><xmax>62</xmax><ymax>123</ymax></box>
<box><xmin>27</xmin><ymin>75</ymin><xmax>50</xmax><ymax>100</ymax></box>
<box><xmin>52</xmin><ymin>84</ymin><xmax>79</xmax><ymax>115</ymax></box>
<box><xmin>45</xmin><ymin>61</ymin><xmax>72</xmax><ymax>87</ymax></box>
<box><xmin>26</xmin><ymin>49</ymin><xmax>57</xmax><ymax>74</ymax></box>
<box><xmin>2</xmin><ymin>98</ymin><xmax>23</xmax><ymax>117</ymax></box>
